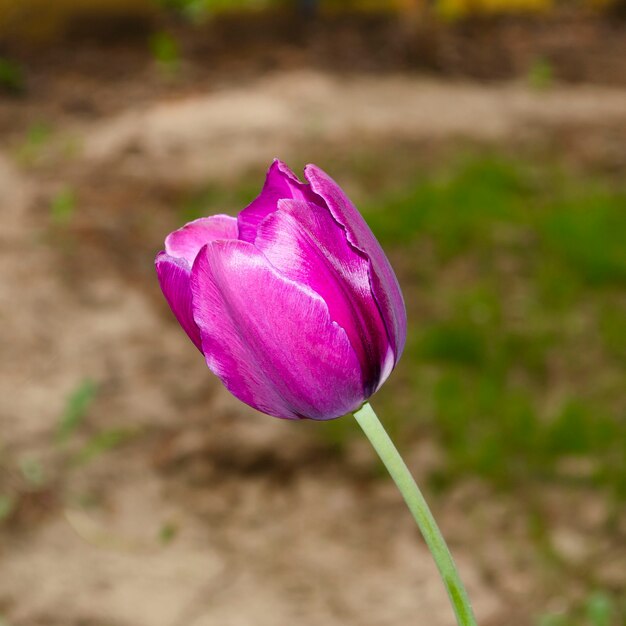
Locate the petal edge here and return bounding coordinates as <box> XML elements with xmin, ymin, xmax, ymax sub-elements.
<box><xmin>155</xmin><ymin>251</ymin><xmax>202</xmax><ymax>351</ymax></box>
<box><xmin>304</xmin><ymin>164</ymin><xmax>407</xmax><ymax>361</ymax></box>
<box><xmin>165</xmin><ymin>214</ymin><xmax>238</xmax><ymax>266</ymax></box>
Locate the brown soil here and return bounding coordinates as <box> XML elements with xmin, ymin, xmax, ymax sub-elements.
<box><xmin>3</xmin><ymin>11</ymin><xmax>626</xmax><ymax>85</ymax></box>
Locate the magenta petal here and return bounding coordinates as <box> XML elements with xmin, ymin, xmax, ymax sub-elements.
<box><xmin>190</xmin><ymin>240</ymin><xmax>364</xmax><ymax>420</ymax></box>
<box><xmin>155</xmin><ymin>252</ymin><xmax>202</xmax><ymax>351</ymax></box>
<box><xmin>304</xmin><ymin>164</ymin><xmax>407</xmax><ymax>361</ymax></box>
<box><xmin>255</xmin><ymin>199</ymin><xmax>393</xmax><ymax>395</ymax></box>
<box><xmin>165</xmin><ymin>215</ymin><xmax>238</xmax><ymax>266</ymax></box>
<box><xmin>237</xmin><ymin>159</ymin><xmax>321</xmax><ymax>244</ymax></box>
<box><xmin>157</xmin><ymin>215</ymin><xmax>237</xmax><ymax>352</ymax></box>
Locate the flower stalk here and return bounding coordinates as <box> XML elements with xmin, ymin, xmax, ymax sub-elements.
<box><xmin>353</xmin><ymin>402</ymin><xmax>478</xmax><ymax>626</ymax></box>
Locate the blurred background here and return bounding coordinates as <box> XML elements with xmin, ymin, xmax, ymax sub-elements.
<box><xmin>0</xmin><ymin>1</ymin><xmax>625</xmax><ymax>625</ymax></box>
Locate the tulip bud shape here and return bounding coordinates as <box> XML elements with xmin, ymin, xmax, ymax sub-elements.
<box><xmin>156</xmin><ymin>160</ymin><xmax>406</xmax><ymax>420</ymax></box>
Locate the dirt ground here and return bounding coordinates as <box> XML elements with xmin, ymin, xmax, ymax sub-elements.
<box><xmin>1</xmin><ymin>38</ymin><xmax>625</xmax><ymax>626</ymax></box>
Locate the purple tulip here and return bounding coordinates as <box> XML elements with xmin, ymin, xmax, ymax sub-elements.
<box><xmin>156</xmin><ymin>160</ymin><xmax>406</xmax><ymax>420</ymax></box>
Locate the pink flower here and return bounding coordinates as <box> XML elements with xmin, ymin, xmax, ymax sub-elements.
<box><xmin>156</xmin><ymin>160</ymin><xmax>406</xmax><ymax>420</ymax></box>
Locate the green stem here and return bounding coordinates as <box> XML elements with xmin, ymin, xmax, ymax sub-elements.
<box><xmin>353</xmin><ymin>402</ymin><xmax>478</xmax><ymax>626</ymax></box>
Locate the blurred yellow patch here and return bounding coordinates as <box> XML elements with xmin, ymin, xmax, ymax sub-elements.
<box><xmin>435</xmin><ymin>0</ymin><xmax>552</xmax><ymax>20</ymax></box>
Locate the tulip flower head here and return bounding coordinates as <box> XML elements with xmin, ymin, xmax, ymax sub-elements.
<box><xmin>156</xmin><ymin>160</ymin><xmax>406</xmax><ymax>420</ymax></box>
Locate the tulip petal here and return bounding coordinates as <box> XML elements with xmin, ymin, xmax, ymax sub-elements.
<box><xmin>155</xmin><ymin>252</ymin><xmax>202</xmax><ymax>351</ymax></box>
<box><xmin>165</xmin><ymin>215</ymin><xmax>238</xmax><ymax>266</ymax></box>
<box><xmin>157</xmin><ymin>215</ymin><xmax>238</xmax><ymax>352</ymax></box>
<box><xmin>304</xmin><ymin>165</ymin><xmax>407</xmax><ymax>361</ymax></box>
<box><xmin>237</xmin><ymin>159</ymin><xmax>321</xmax><ymax>243</ymax></box>
<box><xmin>190</xmin><ymin>240</ymin><xmax>364</xmax><ymax>420</ymax></box>
<box><xmin>255</xmin><ymin>199</ymin><xmax>392</xmax><ymax>395</ymax></box>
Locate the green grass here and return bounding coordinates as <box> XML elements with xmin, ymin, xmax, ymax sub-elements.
<box><xmin>72</xmin><ymin>428</ymin><xmax>138</xmax><ymax>465</ymax></box>
<box><xmin>56</xmin><ymin>379</ymin><xmax>98</xmax><ymax>444</ymax></box>
<box><xmin>363</xmin><ymin>156</ymin><xmax>626</xmax><ymax>286</ymax></box>
<box><xmin>50</xmin><ymin>186</ymin><xmax>76</xmax><ymax>225</ymax></box>
<box><xmin>528</xmin><ymin>57</ymin><xmax>554</xmax><ymax>90</ymax></box>
<box><xmin>149</xmin><ymin>31</ymin><xmax>180</xmax><ymax>74</ymax></box>
<box><xmin>355</xmin><ymin>155</ymin><xmax>625</xmax><ymax>495</ymax></box>
<box><xmin>0</xmin><ymin>57</ymin><xmax>24</xmax><ymax>94</ymax></box>
<box><xmin>536</xmin><ymin>590</ymin><xmax>623</xmax><ymax>626</ymax></box>
<box><xmin>15</xmin><ymin>122</ymin><xmax>53</xmax><ymax>165</ymax></box>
